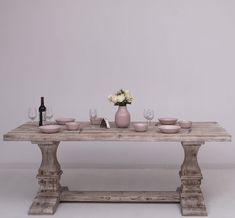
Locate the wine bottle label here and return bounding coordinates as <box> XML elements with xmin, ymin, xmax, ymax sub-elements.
<box><xmin>42</xmin><ymin>111</ymin><xmax>46</xmax><ymax>121</ymax></box>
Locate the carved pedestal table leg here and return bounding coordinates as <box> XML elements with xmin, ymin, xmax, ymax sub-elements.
<box><xmin>179</xmin><ymin>142</ymin><xmax>207</xmax><ymax>216</ymax></box>
<box><xmin>28</xmin><ymin>142</ymin><xmax>64</xmax><ymax>215</ymax></box>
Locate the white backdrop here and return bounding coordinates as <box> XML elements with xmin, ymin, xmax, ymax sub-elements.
<box><xmin>0</xmin><ymin>0</ymin><xmax>234</xmax><ymax>169</ymax></box>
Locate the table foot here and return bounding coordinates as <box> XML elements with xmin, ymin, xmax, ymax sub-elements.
<box><xmin>28</xmin><ymin>186</ymin><xmax>68</xmax><ymax>215</ymax></box>
<box><xmin>28</xmin><ymin>196</ymin><xmax>60</xmax><ymax>215</ymax></box>
<box><xmin>181</xmin><ymin>193</ymin><xmax>207</xmax><ymax>216</ymax></box>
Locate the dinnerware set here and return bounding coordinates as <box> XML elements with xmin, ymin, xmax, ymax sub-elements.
<box><xmin>36</xmin><ymin>110</ymin><xmax>192</xmax><ymax>135</ymax></box>
<box><xmin>39</xmin><ymin>118</ymin><xmax>192</xmax><ymax>134</ymax></box>
<box><xmin>39</xmin><ymin>118</ymin><xmax>80</xmax><ymax>133</ymax></box>
<box><xmin>158</xmin><ymin>118</ymin><xmax>192</xmax><ymax>134</ymax></box>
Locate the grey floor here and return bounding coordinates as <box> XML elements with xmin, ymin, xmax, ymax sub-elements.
<box><xmin>0</xmin><ymin>168</ymin><xmax>234</xmax><ymax>218</ymax></box>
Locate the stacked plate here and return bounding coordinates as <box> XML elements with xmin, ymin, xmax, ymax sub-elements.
<box><xmin>55</xmin><ymin>118</ymin><xmax>75</xmax><ymax>125</ymax></box>
<box><xmin>158</xmin><ymin>118</ymin><xmax>181</xmax><ymax>134</ymax></box>
<box><xmin>55</xmin><ymin>118</ymin><xmax>80</xmax><ymax>131</ymax></box>
<box><xmin>39</xmin><ymin>125</ymin><xmax>61</xmax><ymax>134</ymax></box>
<box><xmin>39</xmin><ymin>118</ymin><xmax>80</xmax><ymax>134</ymax></box>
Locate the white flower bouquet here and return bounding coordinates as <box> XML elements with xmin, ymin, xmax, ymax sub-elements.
<box><xmin>108</xmin><ymin>89</ymin><xmax>133</xmax><ymax>106</ymax></box>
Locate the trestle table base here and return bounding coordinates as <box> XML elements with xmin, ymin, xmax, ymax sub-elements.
<box><xmin>28</xmin><ymin>141</ymin><xmax>207</xmax><ymax>216</ymax></box>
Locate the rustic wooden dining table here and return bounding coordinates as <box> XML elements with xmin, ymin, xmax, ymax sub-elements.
<box><xmin>3</xmin><ymin>121</ymin><xmax>231</xmax><ymax>216</ymax></box>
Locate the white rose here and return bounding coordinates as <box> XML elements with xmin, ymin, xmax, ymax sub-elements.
<box><xmin>117</xmin><ymin>94</ymin><xmax>125</xmax><ymax>103</ymax></box>
<box><xmin>112</xmin><ymin>95</ymin><xmax>118</xmax><ymax>103</ymax></box>
<box><xmin>125</xmin><ymin>91</ymin><xmax>132</xmax><ymax>102</ymax></box>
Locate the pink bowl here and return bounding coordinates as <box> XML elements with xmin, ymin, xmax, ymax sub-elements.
<box><xmin>65</xmin><ymin>122</ymin><xmax>80</xmax><ymax>131</ymax></box>
<box><xmin>158</xmin><ymin>118</ymin><xmax>178</xmax><ymax>125</ymax></box>
<box><xmin>55</xmin><ymin>118</ymin><xmax>75</xmax><ymax>125</ymax></box>
<box><xmin>158</xmin><ymin>125</ymin><xmax>181</xmax><ymax>134</ymax></box>
<box><xmin>178</xmin><ymin>120</ymin><xmax>192</xmax><ymax>129</ymax></box>
<box><xmin>39</xmin><ymin>125</ymin><xmax>61</xmax><ymax>134</ymax></box>
<box><xmin>133</xmin><ymin>123</ymin><xmax>148</xmax><ymax>132</ymax></box>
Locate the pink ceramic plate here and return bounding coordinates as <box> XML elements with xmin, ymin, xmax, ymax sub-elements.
<box><xmin>39</xmin><ymin>125</ymin><xmax>61</xmax><ymax>134</ymax></box>
<box><xmin>158</xmin><ymin>125</ymin><xmax>181</xmax><ymax>134</ymax></box>
<box><xmin>55</xmin><ymin>118</ymin><xmax>75</xmax><ymax>125</ymax></box>
<box><xmin>158</xmin><ymin>118</ymin><xmax>178</xmax><ymax>125</ymax></box>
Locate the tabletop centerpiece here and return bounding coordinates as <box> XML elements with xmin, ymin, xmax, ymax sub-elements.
<box><xmin>108</xmin><ymin>89</ymin><xmax>133</xmax><ymax>128</ymax></box>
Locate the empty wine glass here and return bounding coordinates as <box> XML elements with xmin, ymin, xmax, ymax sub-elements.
<box><xmin>46</xmin><ymin>107</ymin><xmax>53</xmax><ymax>122</ymax></box>
<box><xmin>28</xmin><ymin>107</ymin><xmax>37</xmax><ymax>123</ymax></box>
<box><xmin>89</xmin><ymin>109</ymin><xmax>97</xmax><ymax>124</ymax></box>
<box><xmin>144</xmin><ymin>109</ymin><xmax>154</xmax><ymax>126</ymax></box>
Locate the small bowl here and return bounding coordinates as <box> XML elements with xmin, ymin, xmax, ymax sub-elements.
<box><xmin>178</xmin><ymin>120</ymin><xmax>192</xmax><ymax>129</ymax></box>
<box><xmin>55</xmin><ymin>118</ymin><xmax>75</xmax><ymax>125</ymax></box>
<box><xmin>39</xmin><ymin>125</ymin><xmax>61</xmax><ymax>134</ymax></box>
<box><xmin>158</xmin><ymin>125</ymin><xmax>181</xmax><ymax>134</ymax></box>
<box><xmin>158</xmin><ymin>118</ymin><xmax>178</xmax><ymax>125</ymax></box>
<box><xmin>133</xmin><ymin>123</ymin><xmax>148</xmax><ymax>132</ymax></box>
<box><xmin>65</xmin><ymin>122</ymin><xmax>80</xmax><ymax>131</ymax></box>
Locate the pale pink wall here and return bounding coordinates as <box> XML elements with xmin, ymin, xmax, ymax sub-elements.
<box><xmin>0</xmin><ymin>0</ymin><xmax>234</xmax><ymax>168</ymax></box>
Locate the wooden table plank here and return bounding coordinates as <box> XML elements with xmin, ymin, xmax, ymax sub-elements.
<box><xmin>60</xmin><ymin>191</ymin><xmax>180</xmax><ymax>203</ymax></box>
<box><xmin>3</xmin><ymin>122</ymin><xmax>231</xmax><ymax>142</ymax></box>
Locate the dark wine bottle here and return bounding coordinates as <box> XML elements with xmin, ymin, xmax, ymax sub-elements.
<box><xmin>39</xmin><ymin>97</ymin><xmax>46</xmax><ymax>126</ymax></box>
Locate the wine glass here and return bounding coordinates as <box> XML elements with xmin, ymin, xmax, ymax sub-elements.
<box><xmin>144</xmin><ymin>109</ymin><xmax>154</xmax><ymax>126</ymax></box>
<box><xmin>89</xmin><ymin>109</ymin><xmax>97</xmax><ymax>124</ymax></box>
<box><xmin>46</xmin><ymin>107</ymin><xmax>53</xmax><ymax>122</ymax></box>
<box><xmin>28</xmin><ymin>107</ymin><xmax>37</xmax><ymax>123</ymax></box>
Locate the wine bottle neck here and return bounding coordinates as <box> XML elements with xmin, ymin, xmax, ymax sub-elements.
<box><xmin>41</xmin><ymin>97</ymin><xmax>44</xmax><ymax>106</ymax></box>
